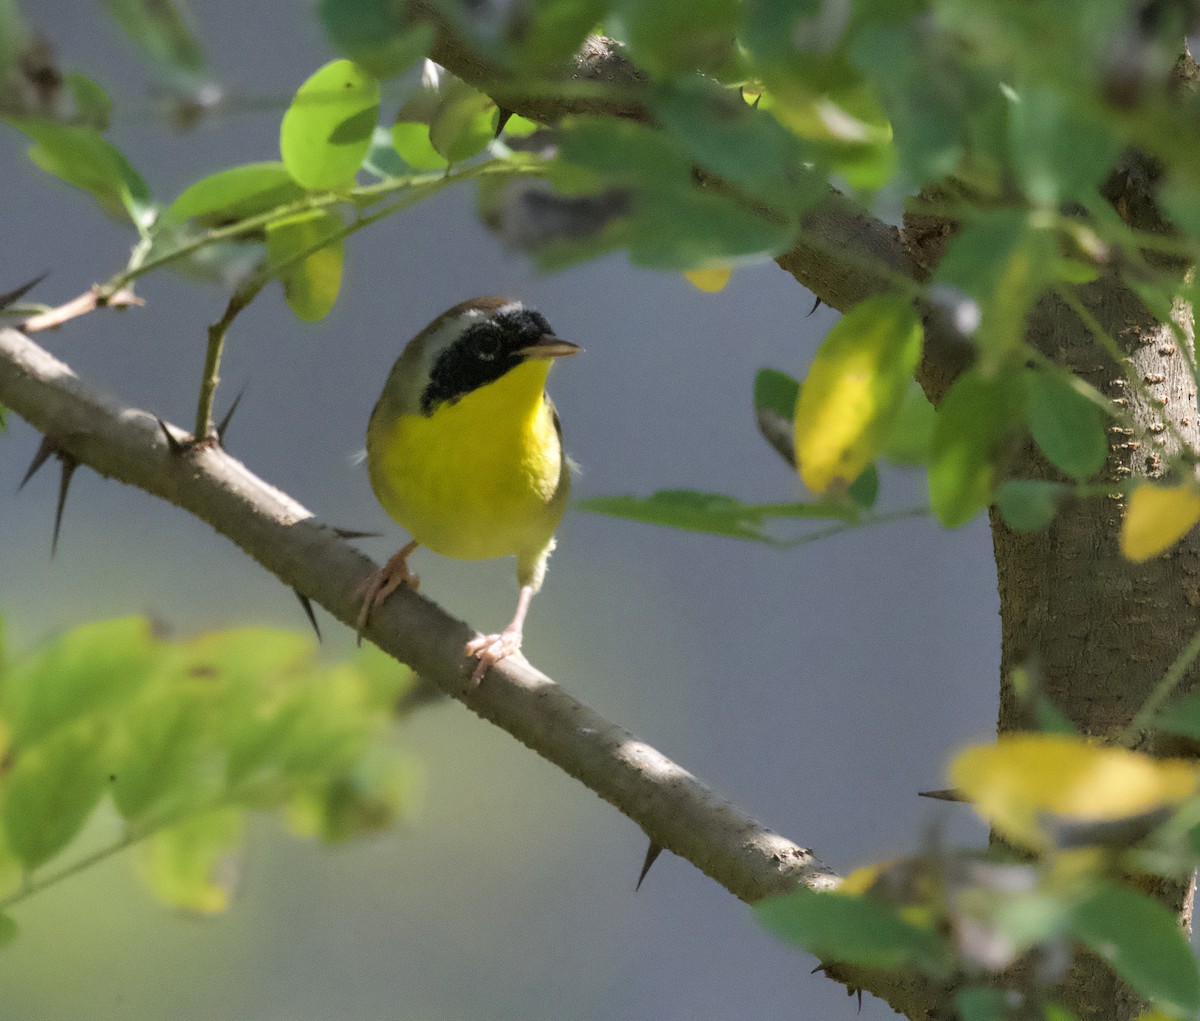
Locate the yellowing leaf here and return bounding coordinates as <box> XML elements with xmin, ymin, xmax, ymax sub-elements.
<box><xmin>950</xmin><ymin>734</ymin><xmax>1198</xmax><ymax>851</ymax></box>
<box><xmin>1121</xmin><ymin>483</ymin><xmax>1200</xmax><ymax>562</ymax></box>
<box><xmin>684</xmin><ymin>266</ymin><xmax>731</xmax><ymax>292</ymax></box>
<box><xmin>794</xmin><ymin>295</ymin><xmax>923</xmax><ymax>493</ymax></box>
<box><xmin>265</xmin><ymin>209</ymin><xmax>345</xmax><ymax>322</ymax></box>
<box><xmin>138</xmin><ymin>809</ymin><xmax>243</xmax><ymax>915</ymax></box>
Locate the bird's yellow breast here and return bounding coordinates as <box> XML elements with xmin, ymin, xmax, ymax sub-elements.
<box><xmin>366</xmin><ymin>359</ymin><xmax>567</xmax><ymax>566</ymax></box>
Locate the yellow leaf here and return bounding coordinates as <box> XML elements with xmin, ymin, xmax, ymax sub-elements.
<box><xmin>684</xmin><ymin>267</ymin><xmax>731</xmax><ymax>292</ymax></box>
<box><xmin>1121</xmin><ymin>482</ymin><xmax>1200</xmax><ymax>562</ymax></box>
<box><xmin>950</xmin><ymin>734</ymin><xmax>1198</xmax><ymax>851</ymax></box>
<box><xmin>794</xmin><ymin>295</ymin><xmax>923</xmax><ymax>493</ymax></box>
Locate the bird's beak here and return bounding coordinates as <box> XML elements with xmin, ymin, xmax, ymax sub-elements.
<box><xmin>518</xmin><ymin>335</ymin><xmax>581</xmax><ymax>360</ymax></box>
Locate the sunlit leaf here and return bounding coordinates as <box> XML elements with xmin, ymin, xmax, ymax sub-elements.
<box><xmin>1071</xmin><ymin>882</ymin><xmax>1200</xmax><ymax>1015</ymax></box>
<box><xmin>138</xmin><ymin>809</ymin><xmax>243</xmax><ymax>915</ymax></box>
<box><xmin>390</xmin><ymin>120</ymin><xmax>449</xmax><ymax>171</ymax></box>
<box><xmin>1120</xmin><ymin>483</ymin><xmax>1200</xmax><ymax>562</ymax></box>
<box><xmin>280</xmin><ymin>59</ymin><xmax>379</xmax><ymax>191</ymax></box>
<box><xmin>428</xmin><ymin>79</ymin><xmax>497</xmax><ymax>164</ymax></box>
<box><xmin>685</xmin><ymin>267</ymin><xmax>732</xmax><ymax>292</ymax></box>
<box><xmin>949</xmin><ymin>734</ymin><xmax>1198</xmax><ymax>852</ymax></box>
<box><xmin>6</xmin><ymin>118</ymin><xmax>153</xmax><ymax>225</ymax></box>
<box><xmin>161</xmin><ymin>162</ymin><xmax>305</xmax><ymax>225</ymax></box>
<box><xmin>3</xmin><ymin>721</ymin><xmax>110</xmax><ymax>869</ymax></box>
<box><xmin>0</xmin><ymin>616</ymin><xmax>158</xmax><ymax>746</ymax></box>
<box><xmin>265</xmin><ymin>209</ymin><xmax>345</xmax><ymax>322</ymax></box>
<box><xmin>794</xmin><ymin>295</ymin><xmax>924</xmax><ymax>493</ymax></box>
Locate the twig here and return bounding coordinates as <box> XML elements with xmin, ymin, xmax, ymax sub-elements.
<box><xmin>22</xmin><ymin>286</ymin><xmax>143</xmax><ymax>333</ymax></box>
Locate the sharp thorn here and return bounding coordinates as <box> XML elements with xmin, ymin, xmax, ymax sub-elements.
<box><xmin>635</xmin><ymin>840</ymin><xmax>664</xmax><ymax>891</ymax></box>
<box><xmin>51</xmin><ymin>453</ymin><xmax>79</xmax><ymax>557</ymax></box>
<box><xmin>332</xmin><ymin>527</ymin><xmax>382</xmax><ymax>540</ymax></box>
<box><xmin>918</xmin><ymin>787</ymin><xmax>967</xmax><ymax>802</ymax></box>
<box><xmin>810</xmin><ymin>964</ymin><xmax>824</xmax><ymax>975</ymax></box>
<box><xmin>807</xmin><ymin>295</ymin><xmax>822</xmax><ymax>316</ymax></box>
<box><xmin>494</xmin><ymin>107</ymin><xmax>514</xmax><ymax>138</ymax></box>
<box><xmin>19</xmin><ymin>435</ymin><xmax>56</xmax><ymax>490</ymax></box>
<box><xmin>0</xmin><ymin>271</ymin><xmax>49</xmax><ymax>312</ymax></box>
<box><xmin>294</xmin><ymin>589</ymin><xmax>321</xmax><ymax>642</ymax></box>
<box><xmin>156</xmin><ymin>417</ymin><xmax>187</xmax><ymax>455</ymax></box>
<box><xmin>216</xmin><ymin>386</ymin><xmax>246</xmax><ymax>447</ymax></box>
<box><xmin>857</xmin><ymin>989</ymin><xmax>863</xmax><ymax>1013</ymax></box>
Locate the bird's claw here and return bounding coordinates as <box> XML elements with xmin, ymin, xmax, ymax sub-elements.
<box><xmin>464</xmin><ymin>628</ymin><xmax>524</xmax><ymax>685</ymax></box>
<box><xmin>354</xmin><ymin>541</ymin><xmax>419</xmax><ymax>643</ymax></box>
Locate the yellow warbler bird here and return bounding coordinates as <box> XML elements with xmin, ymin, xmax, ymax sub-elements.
<box><xmin>357</xmin><ymin>297</ymin><xmax>579</xmax><ymax>683</ymax></box>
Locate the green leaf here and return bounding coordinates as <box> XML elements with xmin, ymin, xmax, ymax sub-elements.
<box><xmin>64</xmin><ymin>72</ymin><xmax>112</xmax><ymax>129</ymax></box>
<box><xmin>628</xmin><ymin>187</ymin><xmax>793</xmax><ymax>269</ymax></box>
<box><xmin>0</xmin><ymin>913</ymin><xmax>16</xmax><ymax>947</ymax></box>
<box><xmin>575</xmin><ymin>489</ymin><xmax>853</xmax><ymax>541</ymax></box>
<box><xmin>509</xmin><ymin>0</ymin><xmax>609</xmax><ymax>71</ymax></box>
<box><xmin>6</xmin><ymin>118</ymin><xmax>153</xmax><ymax>225</ymax></box>
<box><xmin>1025</xmin><ymin>368</ymin><xmax>1108</xmax><ymax>481</ymax></box>
<box><xmin>318</xmin><ymin>0</ymin><xmax>431</xmax><ymax>79</ymax></box>
<box><xmin>3</xmin><ymin>721</ymin><xmax>110</xmax><ymax>870</ymax></box>
<box><xmin>1070</xmin><ymin>881</ymin><xmax>1200</xmax><ymax>1015</ymax></box>
<box><xmin>265</xmin><ymin>209</ymin><xmax>345</xmax><ymax>322</ymax></box>
<box><xmin>851</xmin><ymin>22</ymin><xmax>968</xmax><ymax>189</ymax></box>
<box><xmin>104</xmin><ymin>0</ymin><xmax>209</xmax><ymax>92</ymax></box>
<box><xmin>618</xmin><ymin>0</ymin><xmax>739</xmax><ymax>75</ymax></box>
<box><xmin>390</xmin><ymin>121</ymin><xmax>449</xmax><ymax>171</ymax></box>
<box><xmin>997</xmin><ymin>479</ymin><xmax>1066</xmax><ymax>532</ymax></box>
<box><xmin>794</xmin><ymin>295</ymin><xmax>924</xmax><ymax>493</ymax></box>
<box><xmin>754</xmin><ymin>368</ymin><xmax>800</xmax><ymax>420</ymax></box>
<box><xmin>161</xmin><ymin>161</ymin><xmax>305</xmax><ymax>225</ymax></box>
<box><xmin>428</xmin><ymin>79</ymin><xmax>498</xmax><ymax>163</ymax></box>
<box><xmin>848</xmin><ymin>464</ymin><xmax>879</xmax><ymax>509</ymax></box>
<box><xmin>756</xmin><ymin>887</ymin><xmax>946</xmax><ymax>970</ymax></box>
<box><xmin>362</xmin><ymin>125</ymin><xmax>410</xmax><ymax>179</ymax></box>
<box><xmin>929</xmin><ymin>368</ymin><xmax>1024</xmax><ymax>527</ymax></box>
<box><xmin>109</xmin><ymin>680</ymin><xmax>222</xmax><ymax>824</ymax></box>
<box><xmin>0</xmin><ymin>616</ymin><xmax>158</xmax><ymax>747</ymax></box>
<box><xmin>880</xmin><ymin>382</ymin><xmax>936</xmax><ymax>464</ymax></box>
<box><xmin>935</xmin><ymin>210</ymin><xmax>1051</xmax><ymax>370</ymax></box>
<box><xmin>1009</xmin><ymin>85</ymin><xmax>1121</xmax><ymax>206</ymax></box>
<box><xmin>653</xmin><ymin>79</ymin><xmax>815</xmax><ymax>209</ymax></box>
<box><xmin>138</xmin><ymin>809</ymin><xmax>243</xmax><ymax>915</ymax></box>
<box><xmin>280</xmin><ymin>59</ymin><xmax>379</xmax><ymax>191</ymax></box>
<box><xmin>558</xmin><ymin>117</ymin><xmax>693</xmax><ymax>191</ymax></box>
<box><xmin>955</xmin><ymin>987</ymin><xmax>1008</xmax><ymax>1021</ymax></box>
<box><xmin>1151</xmin><ymin>692</ymin><xmax>1200</xmax><ymax>740</ymax></box>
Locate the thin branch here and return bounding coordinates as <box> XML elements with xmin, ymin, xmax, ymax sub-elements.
<box><xmin>0</xmin><ymin>326</ymin><xmax>833</xmax><ymax>903</ymax></box>
<box><xmin>0</xmin><ymin>324</ymin><xmax>953</xmax><ymax>1020</ymax></box>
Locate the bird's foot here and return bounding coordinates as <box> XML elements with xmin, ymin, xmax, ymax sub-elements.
<box><xmin>354</xmin><ymin>540</ymin><xmax>419</xmax><ymax>643</ymax></box>
<box><xmin>464</xmin><ymin>627</ymin><xmax>525</xmax><ymax>685</ymax></box>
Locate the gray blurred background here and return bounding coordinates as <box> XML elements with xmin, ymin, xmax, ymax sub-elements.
<box><xmin>0</xmin><ymin>3</ymin><xmax>997</xmax><ymax>1018</ymax></box>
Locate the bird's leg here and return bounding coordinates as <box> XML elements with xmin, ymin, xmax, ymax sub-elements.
<box><xmin>465</xmin><ymin>583</ymin><xmax>536</xmax><ymax>684</ymax></box>
<box><xmin>354</xmin><ymin>539</ymin><xmax>420</xmax><ymax>643</ymax></box>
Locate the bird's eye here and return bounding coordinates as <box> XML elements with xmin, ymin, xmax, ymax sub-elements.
<box><xmin>475</xmin><ymin>331</ymin><xmax>501</xmax><ymax>361</ymax></box>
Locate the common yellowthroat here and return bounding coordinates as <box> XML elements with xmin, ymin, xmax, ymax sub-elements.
<box><xmin>357</xmin><ymin>297</ymin><xmax>579</xmax><ymax>683</ymax></box>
